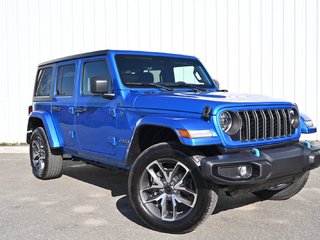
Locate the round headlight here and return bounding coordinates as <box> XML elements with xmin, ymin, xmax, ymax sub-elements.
<box><xmin>219</xmin><ymin>111</ymin><xmax>241</xmax><ymax>135</ymax></box>
<box><xmin>220</xmin><ymin>111</ymin><xmax>232</xmax><ymax>132</ymax></box>
<box><xmin>289</xmin><ymin>110</ymin><xmax>295</xmax><ymax>124</ymax></box>
<box><xmin>289</xmin><ymin>108</ymin><xmax>300</xmax><ymax>128</ymax></box>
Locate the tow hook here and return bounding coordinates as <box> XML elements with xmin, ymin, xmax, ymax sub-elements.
<box><xmin>304</xmin><ymin>141</ymin><xmax>312</xmax><ymax>149</ymax></box>
<box><xmin>251</xmin><ymin>148</ymin><xmax>261</xmax><ymax>157</ymax></box>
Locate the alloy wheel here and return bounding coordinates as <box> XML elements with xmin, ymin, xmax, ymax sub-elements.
<box><xmin>31</xmin><ymin>136</ymin><xmax>46</xmax><ymax>174</ymax></box>
<box><xmin>139</xmin><ymin>159</ymin><xmax>198</xmax><ymax>222</ymax></box>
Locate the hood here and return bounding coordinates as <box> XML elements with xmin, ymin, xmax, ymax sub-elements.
<box><xmin>127</xmin><ymin>91</ymin><xmax>293</xmax><ymax>115</ymax></box>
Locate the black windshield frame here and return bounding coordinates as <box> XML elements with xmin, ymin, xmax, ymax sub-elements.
<box><xmin>115</xmin><ymin>54</ymin><xmax>216</xmax><ymax>89</ymax></box>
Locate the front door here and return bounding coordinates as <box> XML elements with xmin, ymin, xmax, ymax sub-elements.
<box><xmin>75</xmin><ymin>58</ymin><xmax>117</xmax><ymax>158</ymax></box>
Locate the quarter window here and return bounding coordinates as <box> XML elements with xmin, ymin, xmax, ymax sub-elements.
<box><xmin>34</xmin><ymin>67</ymin><xmax>53</xmax><ymax>97</ymax></box>
<box><xmin>56</xmin><ymin>64</ymin><xmax>75</xmax><ymax>96</ymax></box>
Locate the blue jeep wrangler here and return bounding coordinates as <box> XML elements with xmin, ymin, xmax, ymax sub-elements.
<box><xmin>27</xmin><ymin>50</ymin><xmax>320</xmax><ymax>233</ymax></box>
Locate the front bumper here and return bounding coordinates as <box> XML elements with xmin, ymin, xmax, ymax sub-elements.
<box><xmin>201</xmin><ymin>141</ymin><xmax>320</xmax><ymax>187</ymax></box>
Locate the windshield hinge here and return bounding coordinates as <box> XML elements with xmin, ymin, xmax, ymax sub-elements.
<box><xmin>202</xmin><ymin>106</ymin><xmax>212</xmax><ymax>121</ymax></box>
<box><xmin>68</xmin><ymin>107</ymin><xmax>75</xmax><ymax>115</ymax></box>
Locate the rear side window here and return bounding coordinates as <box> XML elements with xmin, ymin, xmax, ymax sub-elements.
<box><xmin>82</xmin><ymin>60</ymin><xmax>111</xmax><ymax>95</ymax></box>
<box><xmin>56</xmin><ymin>64</ymin><xmax>75</xmax><ymax>96</ymax></box>
<box><xmin>34</xmin><ymin>67</ymin><xmax>53</xmax><ymax>97</ymax></box>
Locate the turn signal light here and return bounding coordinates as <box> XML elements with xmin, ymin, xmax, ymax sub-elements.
<box><xmin>178</xmin><ymin>129</ymin><xmax>213</xmax><ymax>138</ymax></box>
<box><xmin>178</xmin><ymin>129</ymin><xmax>192</xmax><ymax>138</ymax></box>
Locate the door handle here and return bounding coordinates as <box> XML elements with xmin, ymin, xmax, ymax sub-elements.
<box><xmin>52</xmin><ymin>106</ymin><xmax>61</xmax><ymax>112</ymax></box>
<box><xmin>75</xmin><ymin>107</ymin><xmax>87</xmax><ymax>113</ymax></box>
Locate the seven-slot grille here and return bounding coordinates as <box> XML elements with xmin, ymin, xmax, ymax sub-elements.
<box><xmin>234</xmin><ymin>109</ymin><xmax>295</xmax><ymax>141</ymax></box>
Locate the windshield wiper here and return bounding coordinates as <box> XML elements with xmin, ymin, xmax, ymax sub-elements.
<box><xmin>126</xmin><ymin>82</ymin><xmax>174</xmax><ymax>91</ymax></box>
<box><xmin>166</xmin><ymin>82</ymin><xmax>209</xmax><ymax>92</ymax></box>
<box><xmin>216</xmin><ymin>89</ymin><xmax>228</xmax><ymax>92</ymax></box>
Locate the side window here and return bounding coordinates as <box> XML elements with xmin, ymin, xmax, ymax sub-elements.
<box><xmin>34</xmin><ymin>67</ymin><xmax>53</xmax><ymax>97</ymax></box>
<box><xmin>82</xmin><ymin>60</ymin><xmax>112</xmax><ymax>95</ymax></box>
<box><xmin>56</xmin><ymin>64</ymin><xmax>75</xmax><ymax>96</ymax></box>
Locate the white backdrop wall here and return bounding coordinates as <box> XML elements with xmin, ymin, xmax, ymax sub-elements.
<box><xmin>0</xmin><ymin>0</ymin><xmax>319</xmax><ymax>143</ymax></box>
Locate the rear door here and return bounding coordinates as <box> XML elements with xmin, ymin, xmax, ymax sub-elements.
<box><xmin>75</xmin><ymin>57</ymin><xmax>117</xmax><ymax>158</ymax></box>
<box><xmin>51</xmin><ymin>62</ymin><xmax>77</xmax><ymax>149</ymax></box>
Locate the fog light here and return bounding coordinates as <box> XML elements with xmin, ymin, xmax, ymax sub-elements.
<box><xmin>238</xmin><ymin>165</ymin><xmax>252</xmax><ymax>178</ymax></box>
<box><xmin>217</xmin><ymin>164</ymin><xmax>253</xmax><ymax>180</ymax></box>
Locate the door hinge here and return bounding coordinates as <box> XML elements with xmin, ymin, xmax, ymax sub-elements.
<box><xmin>68</xmin><ymin>107</ymin><xmax>75</xmax><ymax>115</ymax></box>
<box><xmin>68</xmin><ymin>131</ymin><xmax>76</xmax><ymax>139</ymax></box>
<box><xmin>109</xmin><ymin>108</ymin><xmax>117</xmax><ymax>118</ymax></box>
<box><xmin>108</xmin><ymin>136</ymin><xmax>117</xmax><ymax>146</ymax></box>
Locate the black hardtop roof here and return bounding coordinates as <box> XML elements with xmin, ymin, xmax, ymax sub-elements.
<box><xmin>38</xmin><ymin>50</ymin><xmax>109</xmax><ymax>67</ymax></box>
<box><xmin>38</xmin><ymin>49</ymin><xmax>198</xmax><ymax>67</ymax></box>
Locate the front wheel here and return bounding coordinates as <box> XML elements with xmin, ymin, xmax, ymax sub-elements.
<box><xmin>254</xmin><ymin>171</ymin><xmax>310</xmax><ymax>200</ymax></box>
<box><xmin>128</xmin><ymin>142</ymin><xmax>218</xmax><ymax>233</ymax></box>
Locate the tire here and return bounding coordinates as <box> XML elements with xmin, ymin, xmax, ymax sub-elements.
<box><xmin>254</xmin><ymin>171</ymin><xmax>310</xmax><ymax>200</ymax></box>
<box><xmin>29</xmin><ymin>127</ymin><xmax>63</xmax><ymax>180</ymax></box>
<box><xmin>128</xmin><ymin>142</ymin><xmax>218</xmax><ymax>233</ymax></box>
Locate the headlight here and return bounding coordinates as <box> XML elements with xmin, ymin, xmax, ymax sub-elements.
<box><xmin>219</xmin><ymin>111</ymin><xmax>241</xmax><ymax>135</ymax></box>
<box><xmin>220</xmin><ymin>111</ymin><xmax>232</xmax><ymax>132</ymax></box>
<box><xmin>289</xmin><ymin>108</ymin><xmax>300</xmax><ymax>128</ymax></box>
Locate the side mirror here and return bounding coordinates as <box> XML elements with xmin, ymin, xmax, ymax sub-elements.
<box><xmin>90</xmin><ymin>76</ymin><xmax>108</xmax><ymax>93</ymax></box>
<box><xmin>213</xmin><ymin>79</ymin><xmax>220</xmax><ymax>89</ymax></box>
<box><xmin>89</xmin><ymin>76</ymin><xmax>115</xmax><ymax>99</ymax></box>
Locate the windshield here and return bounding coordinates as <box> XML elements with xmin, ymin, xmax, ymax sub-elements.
<box><xmin>115</xmin><ymin>55</ymin><xmax>215</xmax><ymax>89</ymax></box>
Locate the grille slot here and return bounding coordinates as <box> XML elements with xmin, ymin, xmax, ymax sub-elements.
<box><xmin>234</xmin><ymin>108</ymin><xmax>295</xmax><ymax>142</ymax></box>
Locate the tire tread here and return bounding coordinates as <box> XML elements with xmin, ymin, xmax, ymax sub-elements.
<box><xmin>30</xmin><ymin>127</ymin><xmax>63</xmax><ymax>180</ymax></box>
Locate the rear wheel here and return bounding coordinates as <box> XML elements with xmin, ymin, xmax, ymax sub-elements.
<box><xmin>254</xmin><ymin>171</ymin><xmax>309</xmax><ymax>200</ymax></box>
<box><xmin>29</xmin><ymin>127</ymin><xmax>63</xmax><ymax>180</ymax></box>
<box><xmin>128</xmin><ymin>142</ymin><xmax>218</xmax><ymax>233</ymax></box>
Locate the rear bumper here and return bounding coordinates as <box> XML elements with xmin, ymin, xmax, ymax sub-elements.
<box><xmin>201</xmin><ymin>141</ymin><xmax>320</xmax><ymax>187</ymax></box>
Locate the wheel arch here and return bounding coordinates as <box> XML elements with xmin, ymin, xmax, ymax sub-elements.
<box><xmin>125</xmin><ymin>124</ymin><xmax>180</xmax><ymax>167</ymax></box>
<box><xmin>27</xmin><ymin>111</ymin><xmax>63</xmax><ymax>148</ymax></box>
<box><xmin>125</xmin><ymin>115</ymin><xmax>221</xmax><ymax>167</ymax></box>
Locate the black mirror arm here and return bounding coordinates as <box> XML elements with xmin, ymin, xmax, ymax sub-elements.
<box><xmin>102</xmin><ymin>93</ymin><xmax>115</xmax><ymax>100</ymax></box>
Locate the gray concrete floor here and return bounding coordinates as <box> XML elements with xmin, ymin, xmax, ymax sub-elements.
<box><xmin>0</xmin><ymin>153</ymin><xmax>319</xmax><ymax>240</ymax></box>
